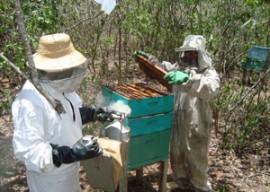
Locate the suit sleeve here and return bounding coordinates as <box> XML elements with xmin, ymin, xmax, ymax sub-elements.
<box><xmin>12</xmin><ymin>98</ymin><xmax>55</xmax><ymax>173</ymax></box>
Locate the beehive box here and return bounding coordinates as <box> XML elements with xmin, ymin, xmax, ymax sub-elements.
<box><xmin>101</xmin><ymin>83</ymin><xmax>173</xmax><ymax>118</ymax></box>
<box><xmin>128</xmin><ymin>128</ymin><xmax>171</xmax><ymax>170</ymax></box>
<box><xmin>242</xmin><ymin>46</ymin><xmax>270</xmax><ymax>70</ymax></box>
<box><xmin>126</xmin><ymin>112</ymin><xmax>172</xmax><ymax>137</ymax></box>
<box><xmin>101</xmin><ymin>84</ymin><xmax>173</xmax><ymax>170</ymax></box>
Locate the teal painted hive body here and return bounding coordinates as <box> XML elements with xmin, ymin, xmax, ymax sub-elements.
<box><xmin>101</xmin><ymin>85</ymin><xmax>174</xmax><ymax>170</ymax></box>
<box><xmin>242</xmin><ymin>46</ymin><xmax>270</xmax><ymax>70</ymax></box>
<box><xmin>101</xmin><ymin>86</ymin><xmax>173</xmax><ymax>118</ymax></box>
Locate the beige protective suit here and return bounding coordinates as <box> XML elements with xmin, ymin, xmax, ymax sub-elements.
<box><xmin>152</xmin><ymin>35</ymin><xmax>220</xmax><ymax>191</ymax></box>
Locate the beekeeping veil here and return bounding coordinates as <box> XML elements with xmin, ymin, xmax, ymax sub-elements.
<box><xmin>33</xmin><ymin>33</ymin><xmax>88</xmax><ymax>94</ymax></box>
<box><xmin>175</xmin><ymin>35</ymin><xmax>212</xmax><ymax>71</ymax></box>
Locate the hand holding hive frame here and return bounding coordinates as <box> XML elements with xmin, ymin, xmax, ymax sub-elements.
<box><xmin>137</xmin><ymin>55</ymin><xmax>172</xmax><ymax>92</ymax></box>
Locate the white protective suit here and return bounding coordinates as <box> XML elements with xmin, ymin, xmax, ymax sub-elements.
<box><xmin>12</xmin><ymin>80</ymin><xmax>83</xmax><ymax>192</ymax></box>
<box><xmin>153</xmin><ymin>35</ymin><xmax>220</xmax><ymax>191</ymax></box>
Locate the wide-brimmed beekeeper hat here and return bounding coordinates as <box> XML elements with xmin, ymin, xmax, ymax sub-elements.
<box><xmin>33</xmin><ymin>33</ymin><xmax>87</xmax><ymax>72</ymax></box>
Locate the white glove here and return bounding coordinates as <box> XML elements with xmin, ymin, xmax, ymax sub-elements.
<box><xmin>188</xmin><ymin>70</ymin><xmax>202</xmax><ymax>82</ymax></box>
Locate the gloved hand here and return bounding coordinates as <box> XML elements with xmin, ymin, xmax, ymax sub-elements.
<box><xmin>188</xmin><ymin>69</ymin><xmax>202</xmax><ymax>82</ymax></box>
<box><xmin>132</xmin><ymin>50</ymin><xmax>149</xmax><ymax>62</ymax></box>
<box><xmin>80</xmin><ymin>106</ymin><xmax>121</xmax><ymax>124</ymax></box>
<box><xmin>163</xmin><ymin>71</ymin><xmax>190</xmax><ymax>85</ymax></box>
<box><xmin>72</xmin><ymin>135</ymin><xmax>102</xmax><ymax>160</ymax></box>
<box><xmin>95</xmin><ymin>107</ymin><xmax>121</xmax><ymax>123</ymax></box>
<box><xmin>51</xmin><ymin>135</ymin><xmax>102</xmax><ymax>167</ymax></box>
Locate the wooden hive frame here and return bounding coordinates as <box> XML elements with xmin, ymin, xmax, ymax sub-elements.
<box><xmin>137</xmin><ymin>55</ymin><xmax>172</xmax><ymax>92</ymax></box>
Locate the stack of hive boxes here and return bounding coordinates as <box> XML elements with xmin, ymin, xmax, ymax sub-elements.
<box><xmin>101</xmin><ymin>83</ymin><xmax>173</xmax><ymax>170</ymax></box>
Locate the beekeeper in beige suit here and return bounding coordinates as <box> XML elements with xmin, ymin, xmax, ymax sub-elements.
<box><xmin>133</xmin><ymin>35</ymin><xmax>220</xmax><ymax>191</ymax></box>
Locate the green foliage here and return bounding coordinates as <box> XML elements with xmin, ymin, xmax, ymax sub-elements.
<box><xmin>216</xmin><ymin>81</ymin><xmax>270</xmax><ymax>154</ymax></box>
<box><xmin>118</xmin><ymin>0</ymin><xmax>185</xmax><ymax>60</ymax></box>
<box><xmin>244</xmin><ymin>0</ymin><xmax>259</xmax><ymax>7</ymax></box>
<box><xmin>21</xmin><ymin>0</ymin><xmax>63</xmax><ymax>36</ymax></box>
<box><xmin>0</xmin><ymin>0</ymin><xmax>66</xmax><ymax>113</ymax></box>
<box><xmin>233</xmin><ymin>99</ymin><xmax>270</xmax><ymax>154</ymax></box>
<box><xmin>216</xmin><ymin>183</ymin><xmax>232</xmax><ymax>192</ymax></box>
<box><xmin>0</xmin><ymin>89</ymin><xmax>12</xmax><ymax>115</ymax></box>
<box><xmin>215</xmin><ymin>84</ymin><xmax>240</xmax><ymax>111</ymax></box>
<box><xmin>0</xmin><ymin>0</ymin><xmax>63</xmax><ymax>67</ymax></box>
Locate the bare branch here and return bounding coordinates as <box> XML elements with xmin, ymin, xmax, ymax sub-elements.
<box><xmin>65</xmin><ymin>12</ymin><xmax>103</xmax><ymax>31</ymax></box>
<box><xmin>13</xmin><ymin>0</ymin><xmax>35</xmax><ymax>72</ymax></box>
<box><xmin>0</xmin><ymin>53</ymin><xmax>65</xmax><ymax>114</ymax></box>
<box><xmin>13</xmin><ymin>0</ymin><xmax>65</xmax><ymax>114</ymax></box>
<box><xmin>0</xmin><ymin>52</ymin><xmax>30</xmax><ymax>81</ymax></box>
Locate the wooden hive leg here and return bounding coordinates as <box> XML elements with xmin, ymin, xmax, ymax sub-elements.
<box><xmin>118</xmin><ymin>141</ymin><xmax>129</xmax><ymax>192</ymax></box>
<box><xmin>242</xmin><ymin>68</ymin><xmax>249</xmax><ymax>85</ymax></box>
<box><xmin>158</xmin><ymin>160</ymin><xmax>168</xmax><ymax>192</ymax></box>
<box><xmin>118</xmin><ymin>166</ymin><xmax>128</xmax><ymax>192</ymax></box>
<box><xmin>136</xmin><ymin>168</ymin><xmax>143</xmax><ymax>184</ymax></box>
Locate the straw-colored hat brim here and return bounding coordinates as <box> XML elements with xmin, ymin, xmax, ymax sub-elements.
<box><xmin>33</xmin><ymin>33</ymin><xmax>87</xmax><ymax>72</ymax></box>
<box><xmin>33</xmin><ymin>51</ymin><xmax>87</xmax><ymax>72</ymax></box>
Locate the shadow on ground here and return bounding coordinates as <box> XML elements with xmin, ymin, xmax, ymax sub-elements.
<box><xmin>0</xmin><ymin>133</ymin><xmax>28</xmax><ymax>192</ymax></box>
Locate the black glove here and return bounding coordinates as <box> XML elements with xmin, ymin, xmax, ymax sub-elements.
<box><xmin>80</xmin><ymin>106</ymin><xmax>120</xmax><ymax>124</ymax></box>
<box><xmin>51</xmin><ymin>135</ymin><xmax>102</xmax><ymax>167</ymax></box>
<box><xmin>95</xmin><ymin>107</ymin><xmax>122</xmax><ymax>123</ymax></box>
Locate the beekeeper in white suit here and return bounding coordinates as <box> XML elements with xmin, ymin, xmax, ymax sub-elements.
<box><xmin>12</xmin><ymin>33</ymin><xmax>117</xmax><ymax>192</ymax></box>
<box><xmin>133</xmin><ymin>35</ymin><xmax>220</xmax><ymax>192</ymax></box>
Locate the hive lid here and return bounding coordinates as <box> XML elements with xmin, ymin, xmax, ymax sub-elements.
<box><xmin>137</xmin><ymin>55</ymin><xmax>172</xmax><ymax>92</ymax></box>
